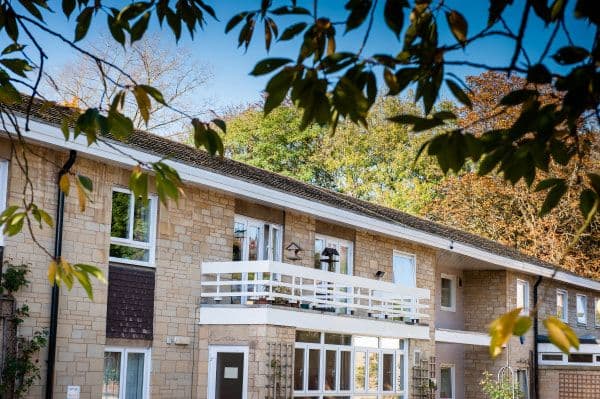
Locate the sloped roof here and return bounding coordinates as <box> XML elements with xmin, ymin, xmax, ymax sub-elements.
<box><xmin>2</xmin><ymin>98</ymin><xmax>585</xmax><ymax>280</ymax></box>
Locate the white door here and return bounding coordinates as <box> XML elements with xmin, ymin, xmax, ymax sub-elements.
<box><xmin>208</xmin><ymin>346</ymin><xmax>249</xmax><ymax>399</ymax></box>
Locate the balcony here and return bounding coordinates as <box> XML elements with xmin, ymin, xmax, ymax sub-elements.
<box><xmin>199</xmin><ymin>260</ymin><xmax>431</xmax><ymax>339</ymax></box>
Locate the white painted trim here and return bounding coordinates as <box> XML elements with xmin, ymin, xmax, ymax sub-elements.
<box><xmin>9</xmin><ymin>117</ymin><xmax>600</xmax><ymax>292</ymax></box>
<box><xmin>539</xmin><ymin>343</ymin><xmax>600</xmax><ymax>353</ymax></box>
<box><xmin>434</xmin><ymin>328</ymin><xmax>490</xmax><ymax>346</ymax></box>
<box><xmin>199</xmin><ymin>306</ymin><xmax>430</xmax><ymax>339</ymax></box>
<box><xmin>104</xmin><ymin>346</ymin><xmax>152</xmax><ymax>399</ymax></box>
<box><xmin>0</xmin><ymin>160</ymin><xmax>8</xmax><ymax>247</ymax></box>
<box><xmin>440</xmin><ymin>274</ymin><xmax>456</xmax><ymax>312</ymax></box>
<box><xmin>576</xmin><ymin>294</ymin><xmax>588</xmax><ymax>326</ymax></box>
<box><xmin>439</xmin><ymin>363</ymin><xmax>455</xmax><ymax>399</ymax></box>
<box><xmin>207</xmin><ymin>345</ymin><xmax>249</xmax><ymax>399</ymax></box>
<box><xmin>517</xmin><ymin>279</ymin><xmax>530</xmax><ymax>316</ymax></box>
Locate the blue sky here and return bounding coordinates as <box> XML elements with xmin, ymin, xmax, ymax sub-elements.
<box><xmin>29</xmin><ymin>1</ymin><xmax>594</xmax><ymax>112</ymax></box>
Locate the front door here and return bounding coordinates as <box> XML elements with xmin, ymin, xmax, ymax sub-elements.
<box><xmin>208</xmin><ymin>346</ymin><xmax>248</xmax><ymax>399</ymax></box>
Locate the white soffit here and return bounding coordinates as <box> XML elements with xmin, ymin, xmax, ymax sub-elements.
<box><xmin>199</xmin><ymin>306</ymin><xmax>431</xmax><ymax>340</ymax></box>
<box><xmin>7</xmin><ymin>116</ymin><xmax>600</xmax><ymax>292</ymax></box>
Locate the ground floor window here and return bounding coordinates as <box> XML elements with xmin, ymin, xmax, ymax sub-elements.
<box><xmin>102</xmin><ymin>347</ymin><xmax>151</xmax><ymax>399</ymax></box>
<box><xmin>439</xmin><ymin>364</ymin><xmax>454</xmax><ymax>399</ymax></box>
<box><xmin>294</xmin><ymin>331</ymin><xmax>407</xmax><ymax>399</ymax></box>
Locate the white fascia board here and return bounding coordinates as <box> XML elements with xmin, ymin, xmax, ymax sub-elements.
<box><xmin>9</xmin><ymin>117</ymin><xmax>600</xmax><ymax>292</ymax></box>
<box><xmin>434</xmin><ymin>328</ymin><xmax>490</xmax><ymax>346</ymax></box>
<box><xmin>539</xmin><ymin>343</ymin><xmax>600</xmax><ymax>354</ymax></box>
<box><xmin>199</xmin><ymin>306</ymin><xmax>431</xmax><ymax>340</ymax></box>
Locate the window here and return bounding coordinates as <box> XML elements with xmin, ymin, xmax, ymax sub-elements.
<box><xmin>440</xmin><ymin>274</ymin><xmax>456</xmax><ymax>312</ymax></box>
<box><xmin>314</xmin><ymin>235</ymin><xmax>353</xmax><ymax>275</ymax></box>
<box><xmin>439</xmin><ymin>365</ymin><xmax>454</xmax><ymax>399</ymax></box>
<box><xmin>294</xmin><ymin>331</ymin><xmax>407</xmax><ymax>397</ymax></box>
<box><xmin>516</xmin><ymin>279</ymin><xmax>530</xmax><ymax>315</ymax></box>
<box><xmin>392</xmin><ymin>251</ymin><xmax>416</xmax><ymax>287</ymax></box>
<box><xmin>540</xmin><ymin>353</ymin><xmax>564</xmax><ymax>362</ymax></box>
<box><xmin>516</xmin><ymin>369</ymin><xmax>529</xmax><ymax>399</ymax></box>
<box><xmin>102</xmin><ymin>347</ymin><xmax>150</xmax><ymax>399</ymax></box>
<box><xmin>595</xmin><ymin>298</ymin><xmax>600</xmax><ymax>328</ymax></box>
<box><xmin>109</xmin><ymin>189</ymin><xmax>157</xmax><ymax>266</ymax></box>
<box><xmin>233</xmin><ymin>215</ymin><xmax>282</xmax><ymax>262</ymax></box>
<box><xmin>556</xmin><ymin>289</ymin><xmax>568</xmax><ymax>322</ymax></box>
<box><xmin>577</xmin><ymin>294</ymin><xmax>587</xmax><ymax>325</ymax></box>
<box><xmin>568</xmin><ymin>353</ymin><xmax>594</xmax><ymax>363</ymax></box>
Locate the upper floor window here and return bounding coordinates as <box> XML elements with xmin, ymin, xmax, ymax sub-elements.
<box><xmin>596</xmin><ymin>298</ymin><xmax>600</xmax><ymax>328</ymax></box>
<box><xmin>233</xmin><ymin>215</ymin><xmax>282</xmax><ymax>262</ymax></box>
<box><xmin>556</xmin><ymin>289</ymin><xmax>568</xmax><ymax>322</ymax></box>
<box><xmin>577</xmin><ymin>294</ymin><xmax>587</xmax><ymax>325</ymax></box>
<box><xmin>440</xmin><ymin>274</ymin><xmax>456</xmax><ymax>312</ymax></box>
<box><xmin>0</xmin><ymin>160</ymin><xmax>8</xmax><ymax>246</ymax></box>
<box><xmin>110</xmin><ymin>188</ymin><xmax>157</xmax><ymax>266</ymax></box>
<box><xmin>516</xmin><ymin>279</ymin><xmax>530</xmax><ymax>315</ymax></box>
<box><xmin>314</xmin><ymin>234</ymin><xmax>353</xmax><ymax>275</ymax></box>
<box><xmin>392</xmin><ymin>251</ymin><xmax>416</xmax><ymax>287</ymax></box>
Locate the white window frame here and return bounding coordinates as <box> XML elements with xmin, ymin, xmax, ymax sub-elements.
<box><xmin>539</xmin><ymin>351</ymin><xmax>600</xmax><ymax>366</ymax></box>
<box><xmin>576</xmin><ymin>294</ymin><xmax>587</xmax><ymax>325</ymax></box>
<box><xmin>109</xmin><ymin>187</ymin><xmax>158</xmax><ymax>267</ymax></box>
<box><xmin>556</xmin><ymin>289</ymin><xmax>568</xmax><ymax>323</ymax></box>
<box><xmin>439</xmin><ymin>363</ymin><xmax>455</xmax><ymax>399</ymax></box>
<box><xmin>440</xmin><ymin>274</ymin><xmax>456</xmax><ymax>312</ymax></box>
<box><xmin>516</xmin><ymin>369</ymin><xmax>530</xmax><ymax>399</ymax></box>
<box><xmin>0</xmin><ymin>160</ymin><xmax>8</xmax><ymax>247</ymax></box>
<box><xmin>516</xmin><ymin>279</ymin><xmax>530</xmax><ymax>315</ymax></box>
<box><xmin>293</xmin><ymin>332</ymin><xmax>408</xmax><ymax>397</ymax></box>
<box><xmin>207</xmin><ymin>345</ymin><xmax>249</xmax><ymax>399</ymax></box>
<box><xmin>103</xmin><ymin>346</ymin><xmax>151</xmax><ymax>399</ymax></box>
<box><xmin>233</xmin><ymin>214</ymin><xmax>282</xmax><ymax>262</ymax></box>
<box><xmin>314</xmin><ymin>234</ymin><xmax>354</xmax><ymax>275</ymax></box>
<box><xmin>596</xmin><ymin>298</ymin><xmax>600</xmax><ymax>328</ymax></box>
<box><xmin>392</xmin><ymin>250</ymin><xmax>416</xmax><ymax>288</ymax></box>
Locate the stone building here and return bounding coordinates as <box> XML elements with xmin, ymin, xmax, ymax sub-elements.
<box><xmin>1</xmin><ymin>101</ymin><xmax>599</xmax><ymax>399</ymax></box>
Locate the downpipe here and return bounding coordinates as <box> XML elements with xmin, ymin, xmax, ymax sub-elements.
<box><xmin>45</xmin><ymin>150</ymin><xmax>77</xmax><ymax>399</ymax></box>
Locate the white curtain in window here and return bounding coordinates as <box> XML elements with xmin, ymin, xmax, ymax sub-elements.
<box><xmin>393</xmin><ymin>253</ymin><xmax>415</xmax><ymax>287</ymax></box>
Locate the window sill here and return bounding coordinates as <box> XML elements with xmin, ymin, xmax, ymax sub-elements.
<box><xmin>109</xmin><ymin>256</ymin><xmax>155</xmax><ymax>268</ymax></box>
<box><xmin>440</xmin><ymin>306</ymin><xmax>456</xmax><ymax>312</ymax></box>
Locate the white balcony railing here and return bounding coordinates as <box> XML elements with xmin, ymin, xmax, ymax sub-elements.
<box><xmin>200</xmin><ymin>260</ymin><xmax>430</xmax><ymax>321</ymax></box>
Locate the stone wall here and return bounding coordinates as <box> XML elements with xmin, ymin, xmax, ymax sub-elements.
<box><xmin>539</xmin><ymin>368</ymin><xmax>600</xmax><ymax>399</ymax></box>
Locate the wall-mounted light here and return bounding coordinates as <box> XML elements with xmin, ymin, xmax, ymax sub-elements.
<box><xmin>375</xmin><ymin>270</ymin><xmax>385</xmax><ymax>279</ymax></box>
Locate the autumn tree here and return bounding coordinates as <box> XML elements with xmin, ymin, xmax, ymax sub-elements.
<box><xmin>424</xmin><ymin>72</ymin><xmax>600</xmax><ymax>278</ymax></box>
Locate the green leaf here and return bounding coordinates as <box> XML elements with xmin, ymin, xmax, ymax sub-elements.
<box><xmin>250</xmin><ymin>58</ymin><xmax>292</xmax><ymax>76</ymax></box>
<box><xmin>579</xmin><ymin>189</ymin><xmax>599</xmax><ymax>220</ymax></box>
<box><xmin>500</xmin><ymin>89</ymin><xmax>538</xmax><ymax>106</ymax></box>
<box><xmin>384</xmin><ymin>0</ymin><xmax>407</xmax><ymax>38</ymax></box>
<box><xmin>488</xmin><ymin>0</ymin><xmax>513</xmax><ymax>26</ymax></box>
<box><xmin>129</xmin><ymin>165</ymin><xmax>149</xmax><ymax>203</ymax></box>
<box><xmin>446</xmin><ymin>79</ymin><xmax>472</xmax><ymax>109</ymax></box>
<box><xmin>279</xmin><ymin>22</ymin><xmax>307</xmax><ymax>41</ymax></box>
<box><xmin>138</xmin><ymin>84</ymin><xmax>166</xmax><ymax>105</ymax></box>
<box><xmin>552</xmin><ymin>46</ymin><xmax>589</xmax><ymax>65</ymax></box>
<box><xmin>540</xmin><ymin>180</ymin><xmax>567</xmax><ymax>216</ymax></box>
<box><xmin>107</xmin><ymin>110</ymin><xmax>134</xmax><ymax>140</ymax></box>
<box><xmin>212</xmin><ymin>118</ymin><xmax>227</xmax><ymax>133</ymax></box>
<box><xmin>264</xmin><ymin>68</ymin><xmax>296</xmax><ymax>115</ymax></box>
<box><xmin>588</xmin><ymin>173</ymin><xmax>600</xmax><ymax>194</ymax></box>
<box><xmin>61</xmin><ymin>118</ymin><xmax>70</xmax><ymax>140</ymax></box>
<box><xmin>270</xmin><ymin>6</ymin><xmax>312</xmax><ymax>15</ymax></box>
<box><xmin>534</xmin><ymin>178</ymin><xmax>564</xmax><ymax>192</ymax></box>
<box><xmin>130</xmin><ymin>11</ymin><xmax>151</xmax><ymax>43</ymax></box>
<box><xmin>0</xmin><ymin>206</ymin><xmax>20</xmax><ymax>226</ymax></box>
<box><xmin>0</xmin><ymin>59</ymin><xmax>32</xmax><ymax>77</ymax></box>
<box><xmin>345</xmin><ymin>0</ymin><xmax>373</xmax><ymax>32</ymax></box>
<box><xmin>74</xmin><ymin>263</ymin><xmax>106</xmax><ymax>283</ymax></box>
<box><xmin>62</xmin><ymin>0</ymin><xmax>76</xmax><ymax>18</ymax></box>
<box><xmin>513</xmin><ymin>316</ymin><xmax>532</xmax><ymax>336</ymax></box>
<box><xmin>74</xmin><ymin>7</ymin><xmax>94</xmax><ymax>42</ymax></box>
<box><xmin>1</xmin><ymin>43</ymin><xmax>25</xmax><ymax>55</ymax></box>
<box><xmin>225</xmin><ymin>12</ymin><xmax>249</xmax><ymax>33</ymax></box>
<box><xmin>108</xmin><ymin>14</ymin><xmax>126</xmax><ymax>46</ymax></box>
<box><xmin>5</xmin><ymin>212</ymin><xmax>25</xmax><ymax>236</ymax></box>
<box><xmin>446</xmin><ymin>10</ymin><xmax>468</xmax><ymax>45</ymax></box>
<box><xmin>527</xmin><ymin>63</ymin><xmax>552</xmax><ymax>84</ymax></box>
<box><xmin>77</xmin><ymin>175</ymin><xmax>93</xmax><ymax>192</ymax></box>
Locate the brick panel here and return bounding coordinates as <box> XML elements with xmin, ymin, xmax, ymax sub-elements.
<box><xmin>106</xmin><ymin>264</ymin><xmax>155</xmax><ymax>340</ymax></box>
<box><xmin>560</xmin><ymin>372</ymin><xmax>600</xmax><ymax>398</ymax></box>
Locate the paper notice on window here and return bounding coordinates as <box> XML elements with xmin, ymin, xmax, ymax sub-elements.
<box><xmin>66</xmin><ymin>386</ymin><xmax>80</xmax><ymax>399</ymax></box>
<box><xmin>224</xmin><ymin>367</ymin><xmax>238</xmax><ymax>379</ymax></box>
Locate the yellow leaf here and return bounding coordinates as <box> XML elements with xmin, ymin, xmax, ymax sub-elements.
<box><xmin>544</xmin><ymin>316</ymin><xmax>580</xmax><ymax>353</ymax></box>
<box><xmin>47</xmin><ymin>260</ymin><xmax>57</xmax><ymax>285</ymax></box>
<box><xmin>59</xmin><ymin>174</ymin><xmax>70</xmax><ymax>195</ymax></box>
<box><xmin>76</xmin><ymin>180</ymin><xmax>87</xmax><ymax>212</ymax></box>
<box><xmin>488</xmin><ymin>308</ymin><xmax>522</xmax><ymax>357</ymax></box>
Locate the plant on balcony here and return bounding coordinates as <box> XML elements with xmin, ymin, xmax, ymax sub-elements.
<box><xmin>480</xmin><ymin>371</ymin><xmax>523</xmax><ymax>399</ymax></box>
<box><xmin>272</xmin><ymin>285</ymin><xmax>291</xmax><ymax>306</ymax></box>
